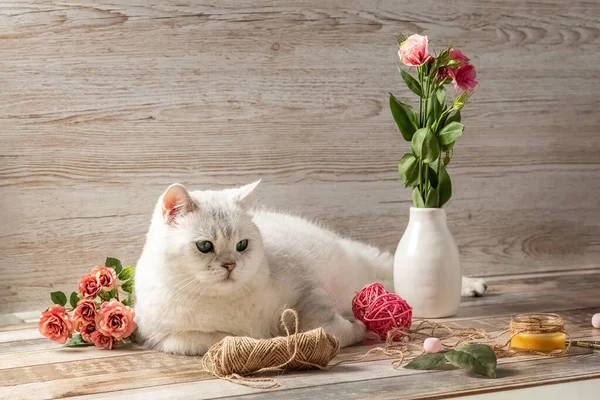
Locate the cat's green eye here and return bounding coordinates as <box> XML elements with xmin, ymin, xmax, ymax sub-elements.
<box><xmin>196</xmin><ymin>241</ymin><xmax>214</xmax><ymax>253</ymax></box>
<box><xmin>236</xmin><ymin>239</ymin><xmax>248</xmax><ymax>252</ymax></box>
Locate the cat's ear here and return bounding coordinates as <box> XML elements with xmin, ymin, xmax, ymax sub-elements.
<box><xmin>161</xmin><ymin>183</ymin><xmax>195</xmax><ymax>223</ymax></box>
<box><xmin>235</xmin><ymin>180</ymin><xmax>261</xmax><ymax>209</ymax></box>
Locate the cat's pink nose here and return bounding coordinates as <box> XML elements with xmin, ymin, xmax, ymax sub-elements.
<box><xmin>222</xmin><ymin>262</ymin><xmax>236</xmax><ymax>272</ymax></box>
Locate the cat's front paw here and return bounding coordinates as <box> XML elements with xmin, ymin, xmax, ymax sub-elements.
<box><xmin>461</xmin><ymin>276</ymin><xmax>488</xmax><ymax>297</ymax></box>
<box><xmin>153</xmin><ymin>331</ymin><xmax>227</xmax><ymax>355</ymax></box>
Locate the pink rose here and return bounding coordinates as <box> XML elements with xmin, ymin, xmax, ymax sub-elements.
<box><xmin>80</xmin><ymin>322</ymin><xmax>96</xmax><ymax>343</ymax></box>
<box><xmin>95</xmin><ymin>300</ymin><xmax>136</xmax><ymax>340</ymax></box>
<box><xmin>453</xmin><ymin>64</ymin><xmax>478</xmax><ymax>92</ymax></box>
<box><xmin>90</xmin><ymin>266</ymin><xmax>117</xmax><ymax>290</ymax></box>
<box><xmin>38</xmin><ymin>305</ymin><xmax>74</xmax><ymax>344</ymax></box>
<box><xmin>73</xmin><ymin>299</ymin><xmax>97</xmax><ymax>325</ymax></box>
<box><xmin>78</xmin><ymin>274</ymin><xmax>101</xmax><ymax>298</ymax></box>
<box><xmin>398</xmin><ymin>34</ymin><xmax>431</xmax><ymax>67</ymax></box>
<box><xmin>91</xmin><ymin>330</ymin><xmax>115</xmax><ymax>350</ymax></box>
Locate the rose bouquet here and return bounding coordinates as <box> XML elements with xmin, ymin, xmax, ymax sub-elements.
<box><xmin>390</xmin><ymin>34</ymin><xmax>478</xmax><ymax>207</ymax></box>
<box><xmin>38</xmin><ymin>257</ymin><xmax>136</xmax><ymax>349</ymax></box>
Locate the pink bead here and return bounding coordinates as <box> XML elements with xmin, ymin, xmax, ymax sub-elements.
<box><xmin>592</xmin><ymin>313</ymin><xmax>600</xmax><ymax>329</ymax></box>
<box><xmin>423</xmin><ymin>337</ymin><xmax>443</xmax><ymax>353</ymax></box>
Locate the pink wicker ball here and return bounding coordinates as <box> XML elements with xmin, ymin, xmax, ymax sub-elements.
<box><xmin>352</xmin><ymin>282</ymin><xmax>412</xmax><ymax>340</ymax></box>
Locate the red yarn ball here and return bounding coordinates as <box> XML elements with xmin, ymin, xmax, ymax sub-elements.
<box><xmin>352</xmin><ymin>282</ymin><xmax>412</xmax><ymax>340</ymax></box>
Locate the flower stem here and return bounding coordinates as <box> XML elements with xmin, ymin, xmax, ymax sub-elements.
<box><xmin>424</xmin><ymin>163</ymin><xmax>429</xmax><ymax>198</ymax></box>
<box><xmin>436</xmin><ymin>156</ymin><xmax>442</xmax><ymax>207</ymax></box>
<box><xmin>418</xmin><ymin>67</ymin><xmax>424</xmax><ymax>127</ymax></box>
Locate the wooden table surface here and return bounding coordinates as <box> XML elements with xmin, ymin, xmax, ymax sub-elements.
<box><xmin>1</xmin><ymin>271</ymin><xmax>599</xmax><ymax>400</ymax></box>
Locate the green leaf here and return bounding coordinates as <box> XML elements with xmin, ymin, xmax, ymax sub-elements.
<box><xmin>411</xmin><ymin>128</ymin><xmax>440</xmax><ymax>163</ymax></box>
<box><xmin>129</xmin><ymin>326</ymin><xmax>139</xmax><ymax>342</ymax></box>
<box><xmin>108</xmin><ymin>289</ymin><xmax>116</xmax><ymax>299</ymax></box>
<box><xmin>444</xmin><ymin>344</ymin><xmax>497</xmax><ymax>378</ymax></box>
<box><xmin>426</xmin><ymin>87</ymin><xmax>446</xmax><ymax>128</ymax></box>
<box><xmin>427</xmin><ymin>165</ymin><xmax>438</xmax><ymax>189</ymax></box>
<box><xmin>398</xmin><ymin>153</ymin><xmax>420</xmax><ymax>188</ymax></box>
<box><xmin>400</xmin><ymin>68</ymin><xmax>423</xmax><ymax>98</ymax></box>
<box><xmin>389</xmin><ymin>93</ymin><xmax>418</xmax><ymax>141</ymax></box>
<box><xmin>118</xmin><ymin>266</ymin><xmax>134</xmax><ymax>281</ymax></box>
<box><xmin>436</xmin><ymin>86</ymin><xmax>446</xmax><ymax>108</ymax></box>
<box><xmin>425</xmin><ymin>187</ymin><xmax>439</xmax><ymax>208</ymax></box>
<box><xmin>98</xmin><ymin>291</ymin><xmax>111</xmax><ymax>302</ymax></box>
<box><xmin>443</xmin><ymin>153</ymin><xmax>451</xmax><ymax>166</ymax></box>
<box><xmin>65</xmin><ymin>334</ymin><xmax>94</xmax><ymax>347</ymax></box>
<box><xmin>105</xmin><ymin>257</ymin><xmax>123</xmax><ymax>274</ymax></box>
<box><xmin>438</xmin><ymin>166</ymin><xmax>452</xmax><ymax>207</ymax></box>
<box><xmin>447</xmin><ymin>110</ymin><xmax>461</xmax><ymax>124</ymax></box>
<box><xmin>69</xmin><ymin>292</ymin><xmax>79</xmax><ymax>308</ymax></box>
<box><xmin>122</xmin><ymin>279</ymin><xmax>134</xmax><ymax>294</ymax></box>
<box><xmin>50</xmin><ymin>291</ymin><xmax>67</xmax><ymax>307</ymax></box>
<box><xmin>412</xmin><ymin>187</ymin><xmax>425</xmax><ymax>208</ymax></box>
<box><xmin>452</xmin><ymin>92</ymin><xmax>472</xmax><ymax>111</ymax></box>
<box><xmin>439</xmin><ymin>122</ymin><xmax>464</xmax><ymax>146</ymax></box>
<box><xmin>404</xmin><ymin>352</ymin><xmax>448</xmax><ymax>370</ymax></box>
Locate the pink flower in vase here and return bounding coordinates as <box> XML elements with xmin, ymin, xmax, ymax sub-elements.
<box><xmin>398</xmin><ymin>34</ymin><xmax>431</xmax><ymax>67</ymax></box>
<box><xmin>453</xmin><ymin>63</ymin><xmax>478</xmax><ymax>92</ymax></box>
<box><xmin>438</xmin><ymin>48</ymin><xmax>478</xmax><ymax>92</ymax></box>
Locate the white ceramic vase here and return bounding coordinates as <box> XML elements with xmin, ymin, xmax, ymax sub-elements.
<box><xmin>393</xmin><ymin>207</ymin><xmax>462</xmax><ymax>318</ymax></box>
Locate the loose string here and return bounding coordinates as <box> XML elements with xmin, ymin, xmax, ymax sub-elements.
<box><xmin>202</xmin><ymin>311</ymin><xmax>570</xmax><ymax>389</ymax></box>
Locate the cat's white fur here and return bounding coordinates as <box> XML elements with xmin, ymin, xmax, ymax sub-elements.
<box><xmin>134</xmin><ymin>181</ymin><xmax>486</xmax><ymax>355</ymax></box>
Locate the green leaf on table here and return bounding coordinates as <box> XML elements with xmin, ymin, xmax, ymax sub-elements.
<box><xmin>438</xmin><ymin>166</ymin><xmax>452</xmax><ymax>207</ymax></box>
<box><xmin>444</xmin><ymin>344</ymin><xmax>497</xmax><ymax>378</ymax></box>
<box><xmin>50</xmin><ymin>291</ymin><xmax>67</xmax><ymax>307</ymax></box>
<box><xmin>389</xmin><ymin>93</ymin><xmax>418</xmax><ymax>141</ymax></box>
<box><xmin>400</xmin><ymin>68</ymin><xmax>423</xmax><ymax>98</ymax></box>
<box><xmin>118</xmin><ymin>266</ymin><xmax>134</xmax><ymax>281</ymax></box>
<box><xmin>69</xmin><ymin>292</ymin><xmax>79</xmax><ymax>308</ymax></box>
<box><xmin>65</xmin><ymin>334</ymin><xmax>94</xmax><ymax>347</ymax></box>
<box><xmin>105</xmin><ymin>257</ymin><xmax>123</xmax><ymax>274</ymax></box>
<box><xmin>411</xmin><ymin>128</ymin><xmax>440</xmax><ymax>163</ymax></box>
<box><xmin>122</xmin><ymin>279</ymin><xmax>135</xmax><ymax>294</ymax></box>
<box><xmin>404</xmin><ymin>352</ymin><xmax>448</xmax><ymax>370</ymax></box>
<box><xmin>425</xmin><ymin>187</ymin><xmax>439</xmax><ymax>208</ymax></box>
<box><xmin>398</xmin><ymin>153</ymin><xmax>420</xmax><ymax>188</ymax></box>
<box><xmin>412</xmin><ymin>187</ymin><xmax>425</xmax><ymax>208</ymax></box>
<box><xmin>439</xmin><ymin>122</ymin><xmax>464</xmax><ymax>146</ymax></box>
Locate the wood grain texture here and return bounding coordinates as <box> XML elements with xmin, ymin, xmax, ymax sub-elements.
<box><xmin>0</xmin><ymin>273</ymin><xmax>599</xmax><ymax>399</ymax></box>
<box><xmin>1</xmin><ymin>0</ymin><xmax>599</xmax><ymax>313</ymax></box>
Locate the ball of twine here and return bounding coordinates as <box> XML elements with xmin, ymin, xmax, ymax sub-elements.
<box><xmin>352</xmin><ymin>282</ymin><xmax>412</xmax><ymax>340</ymax></box>
<box><xmin>201</xmin><ymin>309</ymin><xmax>339</xmax><ymax>389</ymax></box>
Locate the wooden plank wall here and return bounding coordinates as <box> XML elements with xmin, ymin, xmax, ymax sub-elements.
<box><xmin>1</xmin><ymin>0</ymin><xmax>598</xmax><ymax>314</ymax></box>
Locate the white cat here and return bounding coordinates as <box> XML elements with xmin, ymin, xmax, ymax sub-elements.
<box><xmin>134</xmin><ymin>181</ymin><xmax>486</xmax><ymax>355</ymax></box>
